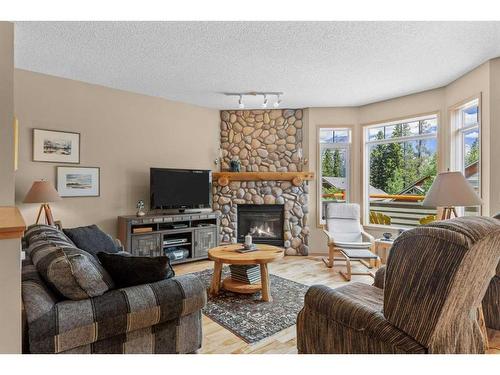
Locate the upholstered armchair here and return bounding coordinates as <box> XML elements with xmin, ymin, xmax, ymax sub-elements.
<box><xmin>375</xmin><ymin>217</ymin><xmax>500</xmax><ymax>332</ymax></box>
<box><xmin>298</xmin><ymin>217</ymin><xmax>500</xmax><ymax>354</ymax></box>
<box><xmin>322</xmin><ymin>203</ymin><xmax>378</xmax><ymax>280</ymax></box>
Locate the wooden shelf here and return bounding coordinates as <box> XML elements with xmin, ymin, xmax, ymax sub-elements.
<box><xmin>0</xmin><ymin>207</ymin><xmax>26</xmax><ymax>240</ymax></box>
<box><xmin>213</xmin><ymin>171</ymin><xmax>314</xmax><ymax>187</ymax></box>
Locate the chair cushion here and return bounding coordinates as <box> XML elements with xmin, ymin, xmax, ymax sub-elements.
<box><xmin>25</xmin><ymin>225</ymin><xmax>115</xmax><ymax>300</ymax></box>
<box><xmin>63</xmin><ymin>224</ymin><xmax>121</xmax><ymax>258</ymax></box>
<box><xmin>97</xmin><ymin>252</ymin><xmax>175</xmax><ymax>288</ymax></box>
<box><xmin>340</xmin><ymin>249</ymin><xmax>379</xmax><ymax>259</ymax></box>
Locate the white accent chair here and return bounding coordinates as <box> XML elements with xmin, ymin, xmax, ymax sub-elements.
<box><xmin>322</xmin><ymin>203</ymin><xmax>379</xmax><ymax>281</ymax></box>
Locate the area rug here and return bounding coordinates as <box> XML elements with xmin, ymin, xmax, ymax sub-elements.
<box><xmin>193</xmin><ymin>267</ymin><xmax>309</xmax><ymax>343</ymax></box>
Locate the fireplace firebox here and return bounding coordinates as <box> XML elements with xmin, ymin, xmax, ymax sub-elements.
<box><xmin>237</xmin><ymin>204</ymin><xmax>284</xmax><ymax>246</ymax></box>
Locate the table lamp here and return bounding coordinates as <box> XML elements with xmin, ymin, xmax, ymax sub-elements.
<box><xmin>23</xmin><ymin>180</ymin><xmax>61</xmax><ymax>225</ymax></box>
<box><xmin>422</xmin><ymin>171</ymin><xmax>482</xmax><ymax>220</ymax></box>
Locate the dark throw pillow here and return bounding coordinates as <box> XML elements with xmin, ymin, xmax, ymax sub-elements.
<box><xmin>63</xmin><ymin>224</ymin><xmax>121</xmax><ymax>258</ymax></box>
<box><xmin>97</xmin><ymin>252</ymin><xmax>175</xmax><ymax>288</ymax></box>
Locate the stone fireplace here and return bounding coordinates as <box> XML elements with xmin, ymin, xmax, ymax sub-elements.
<box><xmin>214</xmin><ymin>109</ymin><xmax>310</xmax><ymax>256</ymax></box>
<box><xmin>237</xmin><ymin>204</ymin><xmax>284</xmax><ymax>246</ymax></box>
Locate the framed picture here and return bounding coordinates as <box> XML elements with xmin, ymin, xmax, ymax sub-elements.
<box><xmin>57</xmin><ymin>167</ymin><xmax>100</xmax><ymax>197</ymax></box>
<box><xmin>33</xmin><ymin>128</ymin><xmax>80</xmax><ymax>164</ymax></box>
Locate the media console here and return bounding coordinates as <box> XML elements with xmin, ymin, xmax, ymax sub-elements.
<box><xmin>117</xmin><ymin>212</ymin><xmax>219</xmax><ymax>265</ymax></box>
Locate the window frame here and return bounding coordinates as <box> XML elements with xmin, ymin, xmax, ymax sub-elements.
<box><xmin>450</xmin><ymin>96</ymin><xmax>482</xmax><ymax>215</ymax></box>
<box><xmin>317</xmin><ymin>125</ymin><xmax>353</xmax><ymax>227</ymax></box>
<box><xmin>362</xmin><ymin>112</ymin><xmax>440</xmax><ymax>229</ymax></box>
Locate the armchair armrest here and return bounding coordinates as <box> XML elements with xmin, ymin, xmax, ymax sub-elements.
<box><xmin>297</xmin><ymin>283</ymin><xmax>425</xmax><ymax>353</ymax></box>
<box><xmin>361</xmin><ymin>230</ymin><xmax>375</xmax><ymax>244</ymax></box>
<box><xmin>322</xmin><ymin>227</ymin><xmax>334</xmax><ymax>245</ymax></box>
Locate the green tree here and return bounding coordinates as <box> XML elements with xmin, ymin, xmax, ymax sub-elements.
<box><xmin>332</xmin><ymin>149</ymin><xmax>342</xmax><ymax>177</ymax></box>
<box><xmin>322</xmin><ymin>148</ymin><xmax>334</xmax><ymax>177</ymax></box>
<box><xmin>466</xmin><ymin>138</ymin><xmax>479</xmax><ymax>166</ymax></box>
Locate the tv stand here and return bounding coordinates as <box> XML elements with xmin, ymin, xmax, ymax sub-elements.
<box><xmin>118</xmin><ymin>212</ymin><xmax>219</xmax><ymax>265</ymax></box>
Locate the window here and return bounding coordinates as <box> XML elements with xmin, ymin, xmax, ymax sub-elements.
<box><xmin>319</xmin><ymin>128</ymin><xmax>351</xmax><ymax>222</ymax></box>
<box><xmin>365</xmin><ymin>115</ymin><xmax>438</xmax><ymax>227</ymax></box>
<box><xmin>452</xmin><ymin>99</ymin><xmax>481</xmax><ymax>216</ymax></box>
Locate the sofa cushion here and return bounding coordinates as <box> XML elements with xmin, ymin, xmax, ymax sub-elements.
<box><xmin>25</xmin><ymin>225</ymin><xmax>115</xmax><ymax>300</ymax></box>
<box><xmin>97</xmin><ymin>252</ymin><xmax>175</xmax><ymax>288</ymax></box>
<box><xmin>63</xmin><ymin>224</ymin><xmax>121</xmax><ymax>258</ymax></box>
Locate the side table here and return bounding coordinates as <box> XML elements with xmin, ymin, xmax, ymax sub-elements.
<box><xmin>374</xmin><ymin>239</ymin><xmax>394</xmax><ymax>264</ymax></box>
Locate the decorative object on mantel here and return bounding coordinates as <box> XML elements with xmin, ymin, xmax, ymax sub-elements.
<box><xmin>229</xmin><ymin>158</ymin><xmax>241</xmax><ymax>172</ymax></box>
<box><xmin>213</xmin><ymin>171</ymin><xmax>314</xmax><ymax>187</ymax></box>
<box><xmin>23</xmin><ymin>180</ymin><xmax>61</xmax><ymax>225</ymax></box>
<box><xmin>423</xmin><ymin>171</ymin><xmax>482</xmax><ymax>220</ymax></box>
<box><xmin>136</xmin><ymin>200</ymin><xmax>146</xmax><ymax>217</ymax></box>
<box><xmin>32</xmin><ymin>128</ymin><xmax>80</xmax><ymax>164</ymax></box>
<box><xmin>56</xmin><ymin>166</ymin><xmax>100</xmax><ymax>197</ymax></box>
<box><xmin>296</xmin><ymin>145</ymin><xmax>308</xmax><ymax>172</ymax></box>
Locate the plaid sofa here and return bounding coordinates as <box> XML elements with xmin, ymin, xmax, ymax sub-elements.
<box><xmin>297</xmin><ymin>217</ymin><xmax>500</xmax><ymax>354</ymax></box>
<box><xmin>22</xmin><ymin>225</ymin><xmax>207</xmax><ymax>354</ymax></box>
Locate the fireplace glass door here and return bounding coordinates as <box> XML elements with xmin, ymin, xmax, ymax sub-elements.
<box><xmin>237</xmin><ymin>204</ymin><xmax>284</xmax><ymax>246</ymax></box>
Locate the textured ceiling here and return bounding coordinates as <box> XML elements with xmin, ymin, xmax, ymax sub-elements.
<box><xmin>14</xmin><ymin>21</ymin><xmax>500</xmax><ymax>109</ymax></box>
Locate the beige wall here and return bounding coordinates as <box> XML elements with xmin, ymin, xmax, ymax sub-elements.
<box><xmin>306</xmin><ymin>61</ymin><xmax>495</xmax><ymax>254</ymax></box>
<box><xmin>0</xmin><ymin>22</ymin><xmax>14</xmax><ymax>204</ymax></box>
<box><xmin>14</xmin><ymin>70</ymin><xmax>220</xmax><ymax>237</ymax></box>
<box><xmin>0</xmin><ymin>21</ymin><xmax>21</xmax><ymax>354</ymax></box>
<box><xmin>488</xmin><ymin>58</ymin><xmax>500</xmax><ymax>215</ymax></box>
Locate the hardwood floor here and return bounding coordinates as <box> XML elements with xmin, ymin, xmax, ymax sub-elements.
<box><xmin>174</xmin><ymin>255</ymin><xmax>500</xmax><ymax>354</ymax></box>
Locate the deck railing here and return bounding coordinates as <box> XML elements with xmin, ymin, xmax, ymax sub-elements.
<box><xmin>322</xmin><ymin>193</ymin><xmax>436</xmax><ymax>227</ymax></box>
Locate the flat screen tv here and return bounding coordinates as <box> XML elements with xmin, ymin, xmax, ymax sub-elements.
<box><xmin>150</xmin><ymin>168</ymin><xmax>212</xmax><ymax>211</ymax></box>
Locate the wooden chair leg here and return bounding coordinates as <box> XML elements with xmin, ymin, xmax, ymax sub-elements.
<box><xmin>338</xmin><ymin>251</ymin><xmax>352</xmax><ymax>281</ymax></box>
<box><xmin>322</xmin><ymin>245</ymin><xmax>335</xmax><ymax>268</ymax></box>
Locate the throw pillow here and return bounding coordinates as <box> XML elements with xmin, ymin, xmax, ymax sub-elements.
<box><xmin>97</xmin><ymin>252</ymin><xmax>175</xmax><ymax>288</ymax></box>
<box><xmin>32</xmin><ymin>245</ymin><xmax>115</xmax><ymax>300</ymax></box>
<box><xmin>63</xmin><ymin>224</ymin><xmax>121</xmax><ymax>258</ymax></box>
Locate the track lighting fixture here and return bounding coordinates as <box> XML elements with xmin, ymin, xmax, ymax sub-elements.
<box><xmin>224</xmin><ymin>92</ymin><xmax>283</xmax><ymax>109</ymax></box>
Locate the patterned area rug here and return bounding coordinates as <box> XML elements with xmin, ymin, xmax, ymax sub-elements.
<box><xmin>193</xmin><ymin>267</ymin><xmax>309</xmax><ymax>343</ymax></box>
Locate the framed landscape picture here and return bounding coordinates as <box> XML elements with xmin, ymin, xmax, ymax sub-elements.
<box><xmin>57</xmin><ymin>166</ymin><xmax>100</xmax><ymax>197</ymax></box>
<box><xmin>33</xmin><ymin>128</ymin><xmax>80</xmax><ymax>164</ymax></box>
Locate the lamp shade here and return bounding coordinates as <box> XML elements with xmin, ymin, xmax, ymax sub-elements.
<box><xmin>23</xmin><ymin>181</ymin><xmax>61</xmax><ymax>203</ymax></box>
<box><xmin>422</xmin><ymin>171</ymin><xmax>482</xmax><ymax>207</ymax></box>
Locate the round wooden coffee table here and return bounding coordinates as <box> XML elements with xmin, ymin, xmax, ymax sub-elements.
<box><xmin>208</xmin><ymin>243</ymin><xmax>284</xmax><ymax>302</ymax></box>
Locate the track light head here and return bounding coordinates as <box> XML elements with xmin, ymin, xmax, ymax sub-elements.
<box><xmin>273</xmin><ymin>94</ymin><xmax>282</xmax><ymax>108</ymax></box>
<box><xmin>262</xmin><ymin>94</ymin><xmax>268</xmax><ymax>108</ymax></box>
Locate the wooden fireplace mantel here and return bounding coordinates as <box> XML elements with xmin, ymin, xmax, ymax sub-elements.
<box><xmin>212</xmin><ymin>171</ymin><xmax>315</xmax><ymax>187</ymax></box>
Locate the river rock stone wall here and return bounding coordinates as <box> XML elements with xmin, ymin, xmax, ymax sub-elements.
<box><xmin>216</xmin><ymin>108</ymin><xmax>309</xmax><ymax>255</ymax></box>
<box><xmin>220</xmin><ymin>109</ymin><xmax>303</xmax><ymax>172</ymax></box>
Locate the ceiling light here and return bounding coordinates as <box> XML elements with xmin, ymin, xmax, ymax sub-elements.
<box><xmin>262</xmin><ymin>94</ymin><xmax>268</xmax><ymax>108</ymax></box>
<box><xmin>238</xmin><ymin>95</ymin><xmax>244</xmax><ymax>109</ymax></box>
<box><xmin>274</xmin><ymin>94</ymin><xmax>282</xmax><ymax>108</ymax></box>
